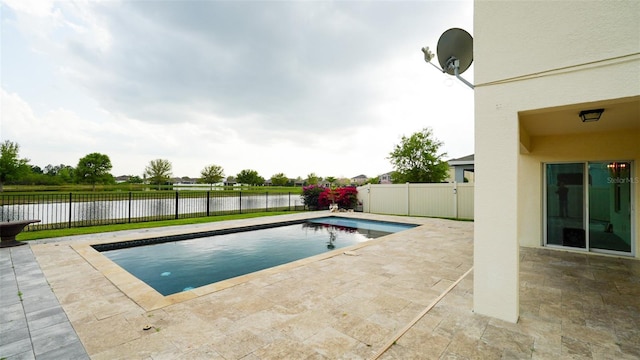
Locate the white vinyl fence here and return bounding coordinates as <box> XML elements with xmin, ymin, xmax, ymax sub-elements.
<box><xmin>357</xmin><ymin>183</ymin><xmax>474</xmax><ymax>220</ymax></box>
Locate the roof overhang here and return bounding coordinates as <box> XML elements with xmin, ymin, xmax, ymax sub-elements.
<box><xmin>518</xmin><ymin>95</ymin><xmax>639</xmax><ymax>153</ymax></box>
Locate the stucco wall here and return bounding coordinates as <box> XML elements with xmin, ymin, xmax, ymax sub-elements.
<box><xmin>475</xmin><ymin>1</ymin><xmax>640</xmax><ymax>86</ymax></box>
<box><xmin>474</xmin><ymin>0</ymin><xmax>640</xmax><ymax>322</ymax></box>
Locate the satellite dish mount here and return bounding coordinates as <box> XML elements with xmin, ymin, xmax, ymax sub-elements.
<box><xmin>422</xmin><ymin>28</ymin><xmax>474</xmax><ymax>89</ymax></box>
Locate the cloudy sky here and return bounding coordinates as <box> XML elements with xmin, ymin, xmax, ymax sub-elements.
<box><xmin>1</xmin><ymin>0</ymin><xmax>474</xmax><ymax>180</ymax></box>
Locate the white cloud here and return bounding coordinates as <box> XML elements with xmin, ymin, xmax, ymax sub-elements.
<box><xmin>1</xmin><ymin>0</ymin><xmax>475</xmax><ymax>180</ymax></box>
<box><xmin>2</xmin><ymin>0</ymin><xmax>57</xmax><ymax>19</ymax></box>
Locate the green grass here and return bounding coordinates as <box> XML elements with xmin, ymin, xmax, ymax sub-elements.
<box><xmin>16</xmin><ymin>211</ymin><xmax>304</xmax><ymax>241</ymax></box>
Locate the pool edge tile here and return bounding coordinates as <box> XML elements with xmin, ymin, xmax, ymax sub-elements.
<box><xmin>65</xmin><ymin>213</ymin><xmax>429</xmax><ymax>311</ymax></box>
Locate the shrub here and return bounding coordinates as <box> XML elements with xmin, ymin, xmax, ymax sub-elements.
<box><xmin>318</xmin><ymin>187</ymin><xmax>358</xmax><ymax>209</ymax></box>
<box><xmin>301</xmin><ymin>184</ymin><xmax>325</xmax><ymax>209</ymax></box>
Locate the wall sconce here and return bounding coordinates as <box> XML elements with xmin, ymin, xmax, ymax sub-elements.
<box><xmin>579</xmin><ymin>108</ymin><xmax>604</xmax><ymax>122</ymax></box>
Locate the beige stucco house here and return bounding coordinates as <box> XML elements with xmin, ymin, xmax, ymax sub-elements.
<box><xmin>473</xmin><ymin>1</ymin><xmax>639</xmax><ymax>322</ymax></box>
<box><xmin>447</xmin><ymin>154</ymin><xmax>475</xmax><ymax>183</ymax></box>
<box><xmin>350</xmin><ymin>174</ymin><xmax>368</xmax><ymax>185</ymax></box>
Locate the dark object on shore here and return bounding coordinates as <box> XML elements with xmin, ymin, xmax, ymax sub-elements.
<box><xmin>0</xmin><ymin>220</ymin><xmax>40</xmax><ymax>248</ymax></box>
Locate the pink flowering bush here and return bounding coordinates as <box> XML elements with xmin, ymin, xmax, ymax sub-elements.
<box><xmin>318</xmin><ymin>187</ymin><xmax>358</xmax><ymax>209</ymax></box>
<box><xmin>301</xmin><ymin>184</ymin><xmax>326</xmax><ymax>210</ymax></box>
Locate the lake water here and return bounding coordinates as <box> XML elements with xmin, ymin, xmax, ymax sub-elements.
<box><xmin>1</xmin><ymin>193</ymin><xmax>303</xmax><ymax>225</ymax></box>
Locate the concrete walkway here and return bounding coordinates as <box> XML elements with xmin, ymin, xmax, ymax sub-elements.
<box><xmin>0</xmin><ymin>245</ymin><xmax>88</xmax><ymax>359</ymax></box>
<box><xmin>2</xmin><ymin>213</ymin><xmax>639</xmax><ymax>359</ymax></box>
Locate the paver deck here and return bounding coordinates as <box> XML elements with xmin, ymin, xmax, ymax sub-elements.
<box><xmin>2</xmin><ymin>212</ymin><xmax>639</xmax><ymax>359</ymax></box>
<box><xmin>0</xmin><ymin>245</ymin><xmax>88</xmax><ymax>359</ymax></box>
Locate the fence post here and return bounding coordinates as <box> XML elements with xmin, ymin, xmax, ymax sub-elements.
<box><xmin>239</xmin><ymin>191</ymin><xmax>242</xmax><ymax>214</ymax></box>
<box><xmin>175</xmin><ymin>191</ymin><xmax>179</xmax><ymax>219</ymax></box>
<box><xmin>289</xmin><ymin>192</ymin><xmax>291</xmax><ymax>211</ymax></box>
<box><xmin>68</xmin><ymin>192</ymin><xmax>73</xmax><ymax>228</ymax></box>
<box><xmin>265</xmin><ymin>192</ymin><xmax>268</xmax><ymax>212</ymax></box>
<box><xmin>406</xmin><ymin>183</ymin><xmax>410</xmax><ymax>216</ymax></box>
<box><xmin>128</xmin><ymin>192</ymin><xmax>132</xmax><ymax>223</ymax></box>
<box><xmin>452</xmin><ymin>182</ymin><xmax>459</xmax><ymax>219</ymax></box>
<box><xmin>206</xmin><ymin>191</ymin><xmax>210</xmax><ymax>217</ymax></box>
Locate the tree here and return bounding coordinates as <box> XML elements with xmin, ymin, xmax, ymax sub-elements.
<box><xmin>58</xmin><ymin>166</ymin><xmax>76</xmax><ymax>184</ymax></box>
<box><xmin>200</xmin><ymin>164</ymin><xmax>224</xmax><ymax>189</ymax></box>
<box><xmin>76</xmin><ymin>153</ymin><xmax>113</xmax><ymax>190</ymax></box>
<box><xmin>0</xmin><ymin>140</ymin><xmax>30</xmax><ymax>191</ymax></box>
<box><xmin>301</xmin><ymin>184</ymin><xmax>325</xmax><ymax>210</ymax></box>
<box><xmin>145</xmin><ymin>159</ymin><xmax>172</xmax><ymax>189</ymax></box>
<box><xmin>306</xmin><ymin>173</ymin><xmax>320</xmax><ymax>185</ymax></box>
<box><xmin>388</xmin><ymin>128</ymin><xmax>449</xmax><ymax>183</ymax></box>
<box><xmin>270</xmin><ymin>173</ymin><xmax>289</xmax><ymax>186</ymax></box>
<box><xmin>336</xmin><ymin>177</ymin><xmax>351</xmax><ymax>186</ymax></box>
<box><xmin>364</xmin><ymin>176</ymin><xmax>380</xmax><ymax>185</ymax></box>
<box><xmin>43</xmin><ymin>164</ymin><xmax>75</xmax><ymax>184</ymax></box>
<box><xmin>127</xmin><ymin>175</ymin><xmax>143</xmax><ymax>184</ymax></box>
<box><xmin>325</xmin><ymin>176</ymin><xmax>337</xmax><ymax>185</ymax></box>
<box><xmin>236</xmin><ymin>169</ymin><xmax>265</xmax><ymax>186</ymax></box>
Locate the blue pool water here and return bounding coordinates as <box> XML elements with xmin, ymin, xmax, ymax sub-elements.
<box><xmin>100</xmin><ymin>217</ymin><xmax>416</xmax><ymax>295</ymax></box>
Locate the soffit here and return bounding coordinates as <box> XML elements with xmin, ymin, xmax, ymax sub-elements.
<box><xmin>519</xmin><ymin>96</ymin><xmax>640</xmax><ymax>137</ymax></box>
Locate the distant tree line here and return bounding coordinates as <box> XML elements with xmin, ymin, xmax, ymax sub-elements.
<box><xmin>0</xmin><ymin>140</ymin><xmax>367</xmax><ymax>191</ymax></box>
<box><xmin>1</xmin><ymin>129</ymin><xmax>448</xmax><ymax>191</ymax></box>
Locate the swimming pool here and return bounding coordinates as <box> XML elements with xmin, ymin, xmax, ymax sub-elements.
<box><xmin>97</xmin><ymin>217</ymin><xmax>416</xmax><ymax>296</ymax></box>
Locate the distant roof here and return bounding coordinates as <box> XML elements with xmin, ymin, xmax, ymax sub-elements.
<box><xmin>448</xmin><ymin>154</ymin><xmax>474</xmax><ymax>165</ymax></box>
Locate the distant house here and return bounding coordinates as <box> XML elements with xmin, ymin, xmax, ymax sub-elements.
<box><xmin>224</xmin><ymin>177</ymin><xmax>237</xmax><ymax>186</ymax></box>
<box><xmin>379</xmin><ymin>172</ymin><xmax>393</xmax><ymax>184</ymax></box>
<box><xmin>447</xmin><ymin>154</ymin><xmax>474</xmax><ymax>183</ymax></box>
<box><xmin>172</xmin><ymin>177</ymin><xmax>197</xmax><ymax>184</ymax></box>
<box><xmin>115</xmin><ymin>175</ymin><xmax>130</xmax><ymax>183</ymax></box>
<box><xmin>350</xmin><ymin>174</ymin><xmax>368</xmax><ymax>185</ymax></box>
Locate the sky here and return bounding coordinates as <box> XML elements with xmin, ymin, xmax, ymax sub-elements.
<box><xmin>1</xmin><ymin>0</ymin><xmax>474</xmax><ymax>180</ymax></box>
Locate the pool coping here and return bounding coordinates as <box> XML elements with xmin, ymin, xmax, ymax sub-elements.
<box><xmin>71</xmin><ymin>212</ymin><xmax>423</xmax><ymax>311</ymax></box>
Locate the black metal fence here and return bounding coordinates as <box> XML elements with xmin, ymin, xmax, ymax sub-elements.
<box><xmin>0</xmin><ymin>191</ymin><xmax>305</xmax><ymax>231</ymax></box>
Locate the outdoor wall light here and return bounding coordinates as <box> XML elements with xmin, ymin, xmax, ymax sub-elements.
<box><xmin>579</xmin><ymin>108</ymin><xmax>604</xmax><ymax>122</ymax></box>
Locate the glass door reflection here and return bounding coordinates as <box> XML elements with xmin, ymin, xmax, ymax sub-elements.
<box><xmin>546</xmin><ymin>163</ymin><xmax>585</xmax><ymax>248</ymax></box>
<box><xmin>588</xmin><ymin>162</ymin><xmax>632</xmax><ymax>253</ymax></box>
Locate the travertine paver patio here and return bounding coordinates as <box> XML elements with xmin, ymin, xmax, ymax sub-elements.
<box><xmin>5</xmin><ymin>212</ymin><xmax>640</xmax><ymax>359</ymax></box>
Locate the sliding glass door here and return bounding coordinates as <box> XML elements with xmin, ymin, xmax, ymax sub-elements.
<box><xmin>546</xmin><ymin>163</ymin><xmax>586</xmax><ymax>248</ymax></box>
<box><xmin>588</xmin><ymin>162</ymin><xmax>632</xmax><ymax>253</ymax></box>
<box><xmin>545</xmin><ymin>161</ymin><xmax>633</xmax><ymax>255</ymax></box>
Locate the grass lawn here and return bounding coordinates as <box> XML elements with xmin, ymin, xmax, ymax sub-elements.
<box><xmin>17</xmin><ymin>211</ymin><xmax>305</xmax><ymax>242</ymax></box>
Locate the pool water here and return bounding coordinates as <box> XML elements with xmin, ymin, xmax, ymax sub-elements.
<box><xmin>100</xmin><ymin>217</ymin><xmax>416</xmax><ymax>295</ymax></box>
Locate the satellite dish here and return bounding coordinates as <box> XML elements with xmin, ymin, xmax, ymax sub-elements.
<box><xmin>436</xmin><ymin>28</ymin><xmax>473</xmax><ymax>76</ymax></box>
